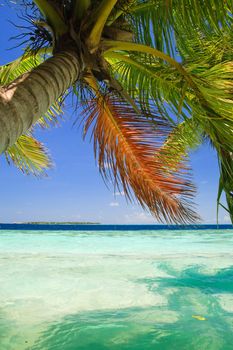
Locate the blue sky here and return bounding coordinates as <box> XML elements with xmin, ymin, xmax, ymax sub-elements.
<box><xmin>0</xmin><ymin>4</ymin><xmax>230</xmax><ymax>224</ymax></box>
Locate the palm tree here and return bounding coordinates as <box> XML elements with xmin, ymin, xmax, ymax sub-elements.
<box><xmin>0</xmin><ymin>0</ymin><xmax>232</xmax><ymax>223</ymax></box>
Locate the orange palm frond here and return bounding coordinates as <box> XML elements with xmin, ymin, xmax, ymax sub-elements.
<box><xmin>81</xmin><ymin>93</ymin><xmax>199</xmax><ymax>224</ymax></box>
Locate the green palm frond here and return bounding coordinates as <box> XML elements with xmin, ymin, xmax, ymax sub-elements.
<box><xmin>130</xmin><ymin>0</ymin><xmax>233</xmax><ymax>56</ymax></box>
<box><xmin>177</xmin><ymin>27</ymin><xmax>233</xmax><ymax>64</ymax></box>
<box><xmin>217</xmin><ymin>150</ymin><xmax>233</xmax><ymax>223</ymax></box>
<box><xmin>130</xmin><ymin>0</ymin><xmax>175</xmax><ymax>56</ymax></box>
<box><xmin>105</xmin><ymin>50</ymin><xmax>189</xmax><ymax>121</ymax></box>
<box><xmin>0</xmin><ymin>48</ymin><xmax>50</xmax><ymax>86</ymax></box>
<box><xmin>104</xmin><ymin>41</ymin><xmax>233</xmax><ymax>148</ymax></box>
<box><xmin>190</xmin><ymin>62</ymin><xmax>233</xmax><ymax>121</ymax></box>
<box><xmin>189</xmin><ymin>63</ymin><xmax>233</xmax><ymax>153</ymax></box>
<box><xmin>157</xmin><ymin>119</ymin><xmax>203</xmax><ymax>173</ymax></box>
<box><xmin>4</xmin><ymin>133</ymin><xmax>52</xmax><ymax>176</ymax></box>
<box><xmin>35</xmin><ymin>102</ymin><xmax>63</xmax><ymax>129</ymax></box>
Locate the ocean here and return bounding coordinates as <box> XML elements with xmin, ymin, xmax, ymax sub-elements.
<box><xmin>0</xmin><ymin>226</ymin><xmax>233</xmax><ymax>349</ymax></box>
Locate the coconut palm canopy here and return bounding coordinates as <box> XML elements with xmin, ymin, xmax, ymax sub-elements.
<box><xmin>0</xmin><ymin>0</ymin><xmax>232</xmax><ymax>223</ymax></box>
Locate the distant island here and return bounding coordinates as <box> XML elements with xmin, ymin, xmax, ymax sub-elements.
<box><xmin>21</xmin><ymin>222</ymin><xmax>101</xmax><ymax>225</ymax></box>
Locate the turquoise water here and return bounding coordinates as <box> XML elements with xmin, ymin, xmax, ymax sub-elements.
<box><xmin>0</xmin><ymin>229</ymin><xmax>233</xmax><ymax>349</ymax></box>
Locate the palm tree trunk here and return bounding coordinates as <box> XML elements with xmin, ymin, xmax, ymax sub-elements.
<box><xmin>0</xmin><ymin>50</ymin><xmax>80</xmax><ymax>154</ymax></box>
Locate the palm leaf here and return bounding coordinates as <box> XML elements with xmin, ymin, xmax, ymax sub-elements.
<box><xmin>157</xmin><ymin>119</ymin><xmax>203</xmax><ymax>173</ymax></box>
<box><xmin>4</xmin><ymin>133</ymin><xmax>52</xmax><ymax>176</ymax></box>
<box><xmin>35</xmin><ymin>99</ymin><xmax>63</xmax><ymax>128</ymax></box>
<box><xmin>130</xmin><ymin>0</ymin><xmax>233</xmax><ymax>57</ymax></box>
<box><xmin>217</xmin><ymin>149</ymin><xmax>233</xmax><ymax>223</ymax></box>
<box><xmin>0</xmin><ymin>49</ymin><xmax>48</xmax><ymax>86</ymax></box>
<box><xmin>81</xmin><ymin>90</ymin><xmax>198</xmax><ymax>224</ymax></box>
<box><xmin>104</xmin><ymin>41</ymin><xmax>233</xmax><ymax>151</ymax></box>
<box><xmin>104</xmin><ymin>50</ymin><xmax>190</xmax><ymax>121</ymax></box>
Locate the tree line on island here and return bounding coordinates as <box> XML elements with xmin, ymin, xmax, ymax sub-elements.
<box><xmin>21</xmin><ymin>222</ymin><xmax>100</xmax><ymax>225</ymax></box>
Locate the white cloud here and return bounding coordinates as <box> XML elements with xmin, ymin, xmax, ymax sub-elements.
<box><xmin>223</xmin><ymin>214</ymin><xmax>231</xmax><ymax>223</ymax></box>
<box><xmin>115</xmin><ymin>191</ymin><xmax>125</xmax><ymax>196</ymax></box>
<box><xmin>109</xmin><ymin>202</ymin><xmax>119</xmax><ymax>207</ymax></box>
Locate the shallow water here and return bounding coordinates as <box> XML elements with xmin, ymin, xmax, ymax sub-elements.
<box><xmin>0</xmin><ymin>229</ymin><xmax>233</xmax><ymax>349</ymax></box>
